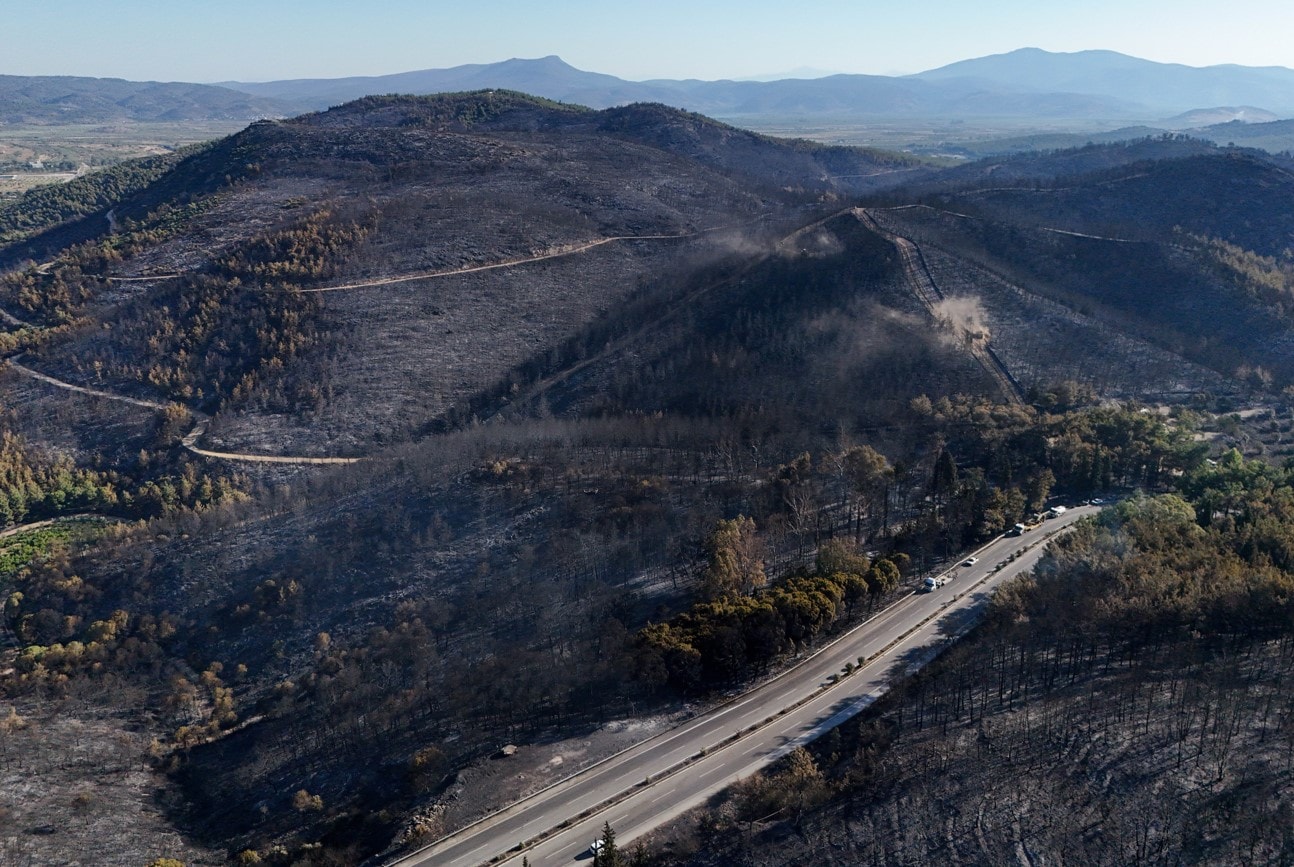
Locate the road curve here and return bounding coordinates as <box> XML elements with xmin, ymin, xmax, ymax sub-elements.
<box><xmin>4</xmin><ymin>357</ymin><xmax>362</xmax><ymax>465</ymax></box>
<box><xmin>300</xmin><ymin>216</ymin><xmax>778</xmax><ymax>296</ymax></box>
<box><xmin>302</xmin><ymin>234</ymin><xmax>692</xmax><ymax>295</ymax></box>
<box><xmin>394</xmin><ymin>506</ymin><xmax>1097</xmax><ymax>867</ymax></box>
<box><xmin>7</xmin><ymin>357</ymin><xmax>174</xmax><ymax>413</ymax></box>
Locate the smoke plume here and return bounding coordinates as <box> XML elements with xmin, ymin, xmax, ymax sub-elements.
<box><xmin>933</xmin><ymin>296</ymin><xmax>990</xmax><ymax>343</ymax></box>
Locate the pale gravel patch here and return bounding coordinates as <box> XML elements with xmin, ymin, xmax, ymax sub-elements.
<box><xmin>0</xmin><ymin>699</ymin><xmax>223</xmax><ymax>867</ymax></box>
<box><xmin>428</xmin><ymin>712</ymin><xmax>686</xmax><ymax>836</ymax></box>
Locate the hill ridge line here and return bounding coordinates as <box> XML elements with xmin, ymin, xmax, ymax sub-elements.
<box><xmin>856</xmin><ymin>208</ymin><xmax>1026</xmax><ymax>405</ymax></box>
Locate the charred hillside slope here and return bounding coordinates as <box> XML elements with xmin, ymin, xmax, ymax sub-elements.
<box><xmin>0</xmin><ymin>91</ymin><xmax>930</xmax><ymax>459</ymax></box>
<box><xmin>6</xmin><ymin>96</ymin><xmax>1294</xmax><ymax>867</ymax></box>
<box><xmin>870</xmin><ymin>143</ymin><xmax>1294</xmax><ymax>393</ymax></box>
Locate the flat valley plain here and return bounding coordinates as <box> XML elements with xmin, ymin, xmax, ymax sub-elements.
<box><xmin>0</xmin><ymin>121</ymin><xmax>249</xmax><ymax>197</ymax></box>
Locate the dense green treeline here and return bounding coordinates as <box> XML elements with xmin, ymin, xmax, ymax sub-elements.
<box><xmin>0</xmin><ymin>150</ymin><xmax>192</xmax><ymax>245</ymax></box>
<box><xmin>0</xmin><ymin>300</ymin><xmax>270</xmax><ymax>542</ymax></box>
<box><xmin>0</xmin><ymin>418</ymin><xmax>244</xmax><ymax>531</ymax></box>
<box><xmin>1019</xmin><ymin>449</ymin><xmax>1294</xmax><ymax>642</ymax></box>
<box><xmin>637</xmin><ymin>538</ymin><xmax>900</xmax><ymax>693</ymax></box>
<box><xmin>2</xmin><ymin>443</ymin><xmax>244</xmax><ymax>525</ymax></box>
<box><xmin>0</xmin><ymin>430</ymin><xmax>111</xmax><ymax>525</ymax></box>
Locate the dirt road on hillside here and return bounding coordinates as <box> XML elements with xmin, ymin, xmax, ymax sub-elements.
<box><xmin>5</xmin><ymin>358</ymin><xmax>361</xmax><ymax>465</ymax></box>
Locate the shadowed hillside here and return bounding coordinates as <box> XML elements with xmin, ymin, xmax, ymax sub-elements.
<box><xmin>871</xmin><ymin>143</ymin><xmax>1294</xmax><ymax>391</ymax></box>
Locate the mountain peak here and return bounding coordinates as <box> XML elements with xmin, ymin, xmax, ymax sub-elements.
<box><xmin>501</xmin><ymin>55</ymin><xmax>575</xmax><ymax>70</ymax></box>
<box><xmin>911</xmin><ymin>48</ymin><xmax>1294</xmax><ymax>113</ymax></box>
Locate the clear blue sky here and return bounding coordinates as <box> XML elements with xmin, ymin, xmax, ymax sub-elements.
<box><xmin>9</xmin><ymin>0</ymin><xmax>1294</xmax><ymax>82</ymax></box>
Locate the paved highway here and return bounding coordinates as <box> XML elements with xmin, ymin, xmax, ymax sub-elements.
<box><xmin>394</xmin><ymin>505</ymin><xmax>1097</xmax><ymax>867</ymax></box>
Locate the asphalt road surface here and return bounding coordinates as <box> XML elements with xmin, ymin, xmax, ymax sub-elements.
<box><xmin>395</xmin><ymin>505</ymin><xmax>1098</xmax><ymax>867</ymax></box>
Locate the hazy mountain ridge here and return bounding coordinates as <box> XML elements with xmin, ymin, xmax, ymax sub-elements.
<box><xmin>224</xmin><ymin>55</ymin><xmax>1150</xmax><ymax>119</ymax></box>
<box><xmin>9</xmin><ymin>48</ymin><xmax>1293</xmax><ymax>127</ymax></box>
<box><xmin>224</xmin><ymin>49</ymin><xmax>1294</xmax><ymax>119</ymax></box>
<box><xmin>914</xmin><ymin>47</ymin><xmax>1294</xmax><ymax>114</ymax></box>
<box><xmin>0</xmin><ymin>74</ymin><xmax>292</xmax><ymax>123</ymax></box>
<box><xmin>949</xmin><ymin>118</ymin><xmax>1294</xmax><ymax>160</ymax></box>
<box><xmin>1162</xmin><ymin>106</ymin><xmax>1280</xmax><ymax>127</ymax></box>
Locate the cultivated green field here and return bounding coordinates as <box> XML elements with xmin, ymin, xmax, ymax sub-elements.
<box><xmin>0</xmin><ymin>120</ymin><xmax>249</xmax><ymax>200</ymax></box>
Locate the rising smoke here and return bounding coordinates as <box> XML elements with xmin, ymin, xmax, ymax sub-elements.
<box><xmin>933</xmin><ymin>296</ymin><xmax>991</xmax><ymax>343</ymax></box>
<box><xmin>776</xmin><ymin>227</ymin><xmax>846</xmax><ymax>259</ymax></box>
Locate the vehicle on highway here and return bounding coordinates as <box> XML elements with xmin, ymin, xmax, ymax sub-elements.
<box><xmin>1047</xmin><ymin>505</ymin><xmax>1068</xmax><ymax>518</ymax></box>
<box><xmin>1009</xmin><ymin>515</ymin><xmax>1045</xmax><ymax>535</ymax></box>
<box><xmin>589</xmin><ymin>840</ymin><xmax>605</xmax><ymax>857</ymax></box>
<box><xmin>922</xmin><ymin>575</ymin><xmax>946</xmax><ymax>592</ymax></box>
<box><xmin>962</xmin><ymin>556</ymin><xmax>978</xmax><ymax>566</ymax></box>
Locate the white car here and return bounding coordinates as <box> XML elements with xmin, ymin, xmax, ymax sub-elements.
<box><xmin>962</xmin><ymin>557</ymin><xmax>978</xmax><ymax>567</ymax></box>
<box><xmin>589</xmin><ymin>840</ymin><xmax>605</xmax><ymax>857</ymax></box>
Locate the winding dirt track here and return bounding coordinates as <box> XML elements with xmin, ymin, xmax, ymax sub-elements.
<box><xmin>299</xmin><ymin>232</ymin><xmax>700</xmax><ymax>294</ymax></box>
<box><xmin>12</xmin><ymin>219</ymin><xmax>768</xmax><ymax>464</ymax></box>
<box><xmin>180</xmin><ymin>427</ymin><xmax>361</xmax><ymax>465</ymax></box>
<box><xmin>104</xmin><ymin>273</ymin><xmax>182</xmax><ymax>282</ymax></box>
<box><xmin>4</xmin><ymin>358</ymin><xmax>361</xmax><ymax>466</ymax></box>
<box><xmin>7</xmin><ymin>357</ymin><xmax>173</xmax><ymax>412</ymax></box>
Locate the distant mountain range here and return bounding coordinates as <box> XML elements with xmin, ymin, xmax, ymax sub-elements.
<box><xmin>935</xmin><ymin>115</ymin><xmax>1294</xmax><ymax>160</ymax></box>
<box><xmin>220</xmin><ymin>49</ymin><xmax>1294</xmax><ymax>120</ymax></box>
<box><xmin>212</xmin><ymin>53</ymin><xmax>1130</xmax><ymax>119</ymax></box>
<box><xmin>0</xmin><ymin>74</ymin><xmax>290</xmax><ymax>124</ymax></box>
<box><xmin>914</xmin><ymin>48</ymin><xmax>1294</xmax><ymax>115</ymax></box>
<box><xmin>4</xmin><ymin>48</ymin><xmax>1293</xmax><ymax>126</ymax></box>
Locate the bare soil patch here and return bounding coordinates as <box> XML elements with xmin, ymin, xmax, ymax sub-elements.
<box><xmin>0</xmin><ymin>697</ymin><xmax>222</xmax><ymax>867</ymax></box>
